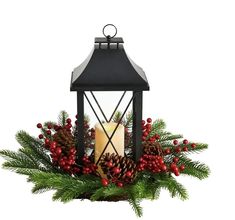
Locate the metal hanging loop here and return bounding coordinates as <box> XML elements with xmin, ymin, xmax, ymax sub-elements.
<box><xmin>102</xmin><ymin>24</ymin><xmax>117</xmax><ymax>39</ymax></box>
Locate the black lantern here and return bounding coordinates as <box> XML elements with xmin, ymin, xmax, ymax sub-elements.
<box><xmin>70</xmin><ymin>25</ymin><xmax>149</xmax><ymax>165</ymax></box>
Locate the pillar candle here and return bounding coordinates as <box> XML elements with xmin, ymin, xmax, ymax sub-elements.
<box><xmin>95</xmin><ymin>122</ymin><xmax>124</xmax><ymax>165</ymax></box>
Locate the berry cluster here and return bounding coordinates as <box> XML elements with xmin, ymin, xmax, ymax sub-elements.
<box><xmin>82</xmin><ymin>155</ymin><xmax>98</xmax><ymax>174</ymax></box>
<box><xmin>36</xmin><ymin>114</ymin><xmax>198</xmax><ymax>187</ymax></box>
<box><xmin>173</xmin><ymin>139</ymin><xmax>196</xmax><ymax>153</ymax></box>
<box><xmin>137</xmin><ymin>154</ymin><xmax>167</xmax><ymax>173</ymax></box>
<box><xmin>164</xmin><ymin>139</ymin><xmax>197</xmax><ymax>155</ymax></box>
<box><xmin>142</xmin><ymin>118</ymin><xmax>160</xmax><ymax>143</ymax></box>
<box><xmin>170</xmin><ymin>156</ymin><xmax>185</xmax><ymax>176</ymax></box>
<box><xmin>37</xmin><ymin>119</ymin><xmax>81</xmax><ymax>174</ymax></box>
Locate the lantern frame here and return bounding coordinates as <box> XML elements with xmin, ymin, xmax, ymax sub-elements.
<box><xmin>70</xmin><ymin>25</ymin><xmax>149</xmax><ymax>164</ymax></box>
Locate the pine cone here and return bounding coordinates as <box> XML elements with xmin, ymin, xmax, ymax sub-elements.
<box><xmin>53</xmin><ymin>127</ymin><xmax>75</xmax><ymax>151</ymax></box>
<box><xmin>143</xmin><ymin>141</ymin><xmax>163</xmax><ymax>156</ymax></box>
<box><xmin>99</xmin><ymin>153</ymin><xmax>137</xmax><ymax>184</ymax></box>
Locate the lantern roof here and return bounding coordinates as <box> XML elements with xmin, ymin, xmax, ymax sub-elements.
<box><xmin>70</xmin><ymin>28</ymin><xmax>149</xmax><ymax>91</ymax></box>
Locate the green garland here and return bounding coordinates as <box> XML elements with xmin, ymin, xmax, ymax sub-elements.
<box><xmin>0</xmin><ymin>111</ymin><xmax>210</xmax><ymax>217</ymax></box>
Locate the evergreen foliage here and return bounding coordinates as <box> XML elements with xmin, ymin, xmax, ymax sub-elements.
<box><xmin>0</xmin><ymin>111</ymin><xmax>210</xmax><ymax>218</ymax></box>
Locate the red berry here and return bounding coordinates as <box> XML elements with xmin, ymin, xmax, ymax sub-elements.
<box><xmin>73</xmin><ymin>167</ymin><xmax>80</xmax><ymax>173</ymax></box>
<box><xmin>175</xmin><ymin>146</ymin><xmax>181</xmax><ymax>153</ymax></box>
<box><xmin>161</xmin><ymin>164</ymin><xmax>167</xmax><ymax>171</ymax></box>
<box><xmin>52</xmin><ymin>154</ymin><xmax>58</xmax><ymax>160</ymax></box>
<box><xmin>55</xmin><ymin>147</ymin><xmax>62</xmax><ymax>155</ymax></box>
<box><xmin>191</xmin><ymin>143</ymin><xmax>196</xmax><ymax>148</ymax></box>
<box><xmin>47</xmin><ymin>124</ymin><xmax>52</xmax><ymax>129</ymax></box>
<box><xmin>66</xmin><ymin>118</ymin><xmax>72</xmax><ymax>124</ymax></box>
<box><xmin>112</xmin><ymin>167</ymin><xmax>121</xmax><ymax>174</ymax></box>
<box><xmin>69</xmin><ymin>155</ymin><xmax>75</xmax><ymax>161</ymax></box>
<box><xmin>173</xmin><ymin>166</ymin><xmax>179</xmax><ymax>173</ymax></box>
<box><xmin>117</xmin><ymin>182</ymin><xmax>123</xmax><ymax>187</ymax></box>
<box><xmin>158</xmin><ymin>157</ymin><xmax>164</xmax><ymax>164</ymax></box>
<box><xmin>143</xmin><ymin>131</ymin><xmax>148</xmax><ymax>137</ymax></box>
<box><xmin>45</xmin><ymin>138</ymin><xmax>50</xmax><ymax>145</ymax></box>
<box><xmin>147</xmin><ymin>118</ymin><xmax>152</xmax><ymax>123</ymax></box>
<box><xmin>183</xmin><ymin>139</ymin><xmax>189</xmax><ymax>145</ymax></box>
<box><xmin>38</xmin><ymin>134</ymin><xmax>43</xmax><ymax>139</ymax></box>
<box><xmin>141</xmin><ymin>120</ymin><xmax>145</xmax><ymax>125</ymax></box>
<box><xmin>54</xmin><ymin>125</ymin><xmax>59</xmax><ymax>131</ymax></box>
<box><xmin>64</xmin><ymin>165</ymin><xmax>71</xmax><ymax>170</ymax></box>
<box><xmin>142</xmin><ymin>136</ymin><xmax>146</xmax><ymax>141</ymax></box>
<box><xmin>146</xmin><ymin>124</ymin><xmax>151</xmax><ymax>129</ymax></box>
<box><xmin>46</xmin><ymin>130</ymin><xmax>51</xmax><ymax>135</ymax></box>
<box><xmin>155</xmin><ymin>134</ymin><xmax>160</xmax><ymax>140</ymax></box>
<box><xmin>174</xmin><ymin>171</ymin><xmax>180</xmax><ymax>176</ymax></box>
<box><xmin>106</xmin><ymin>161</ymin><xmax>113</xmax><ymax>168</ymax></box>
<box><xmin>173</xmin><ymin>140</ymin><xmax>179</xmax><ymax>145</ymax></box>
<box><xmin>69</xmin><ymin>148</ymin><xmax>76</xmax><ymax>154</ymax></box>
<box><xmin>68</xmin><ymin>159</ymin><xmax>75</xmax><ymax>165</ymax></box>
<box><xmin>170</xmin><ymin>163</ymin><xmax>177</xmax><ymax>170</ymax></box>
<box><xmin>59</xmin><ymin>160</ymin><xmax>66</xmax><ymax>167</ymax></box>
<box><xmin>101</xmin><ymin>178</ymin><xmax>109</xmax><ymax>187</ymax></box>
<box><xmin>173</xmin><ymin>157</ymin><xmax>179</xmax><ymax>163</ymax></box>
<box><xmin>183</xmin><ymin>146</ymin><xmax>188</xmax><ymax>152</ymax></box>
<box><xmin>165</xmin><ymin>148</ymin><xmax>171</xmax><ymax>154</ymax></box>
<box><xmin>139</xmin><ymin>163</ymin><xmax>144</xmax><ymax>169</ymax></box>
<box><xmin>179</xmin><ymin>164</ymin><xmax>185</xmax><ymax>171</ymax></box>
<box><xmin>37</xmin><ymin>123</ymin><xmax>42</xmax><ymax>128</ymax></box>
<box><xmin>65</xmin><ymin>124</ymin><xmax>72</xmax><ymax>129</ymax></box>
<box><xmin>126</xmin><ymin>171</ymin><xmax>132</xmax><ymax>177</ymax></box>
<box><xmin>50</xmin><ymin>141</ymin><xmax>57</xmax><ymax>149</ymax></box>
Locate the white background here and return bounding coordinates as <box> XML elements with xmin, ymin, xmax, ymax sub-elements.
<box><xmin>0</xmin><ymin>0</ymin><xmax>235</xmax><ymax>219</ymax></box>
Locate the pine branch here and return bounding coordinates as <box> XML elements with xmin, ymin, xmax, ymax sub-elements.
<box><xmin>159</xmin><ymin>134</ymin><xmax>183</xmax><ymax>143</ymax></box>
<box><xmin>128</xmin><ymin>194</ymin><xmax>143</xmax><ymax>217</ymax></box>
<box><xmin>154</xmin><ymin>186</ymin><xmax>161</xmax><ymax>199</ymax></box>
<box><xmin>124</xmin><ymin>111</ymin><xmax>133</xmax><ymax>128</ymax></box>
<box><xmin>178</xmin><ymin>155</ymin><xmax>210</xmax><ymax>180</ymax></box>
<box><xmin>15</xmin><ymin>131</ymin><xmax>56</xmax><ymax>171</ymax></box>
<box><xmin>0</xmin><ymin>149</ymin><xmax>49</xmax><ymax>175</ymax></box>
<box><xmin>131</xmin><ymin>179</ymin><xmax>149</xmax><ymax>199</ymax></box>
<box><xmin>19</xmin><ymin>148</ymin><xmax>41</xmax><ymax>167</ymax></box>
<box><xmin>112</xmin><ymin>111</ymin><xmax>123</xmax><ymax>124</ymax></box>
<box><xmin>52</xmin><ymin>188</ymin><xmax>69</xmax><ymax>201</ymax></box>
<box><xmin>58</xmin><ymin>111</ymin><xmax>69</xmax><ymax>126</ymax></box>
<box><xmin>2</xmin><ymin>160</ymin><xmax>39</xmax><ymax>171</ymax></box>
<box><xmin>29</xmin><ymin>172</ymin><xmax>101</xmax><ymax>202</ymax></box>
<box><xmin>90</xmin><ymin>184</ymin><xmax>125</xmax><ymax>201</ymax></box>
<box><xmin>184</xmin><ymin>143</ymin><xmax>208</xmax><ymax>154</ymax></box>
<box><xmin>147</xmin><ymin>119</ymin><xmax>166</xmax><ymax>138</ymax></box>
<box><xmin>158</xmin><ymin>175</ymin><xmax>188</xmax><ymax>200</ymax></box>
<box><xmin>32</xmin><ymin>184</ymin><xmax>53</xmax><ymax>194</ymax></box>
<box><xmin>0</xmin><ymin>149</ymin><xmax>39</xmax><ymax>170</ymax></box>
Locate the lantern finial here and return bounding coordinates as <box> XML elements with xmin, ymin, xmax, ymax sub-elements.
<box><xmin>102</xmin><ymin>24</ymin><xmax>117</xmax><ymax>39</ymax></box>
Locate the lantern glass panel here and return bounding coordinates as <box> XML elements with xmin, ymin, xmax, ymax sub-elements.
<box><xmin>83</xmin><ymin>91</ymin><xmax>133</xmax><ymax>163</ymax></box>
